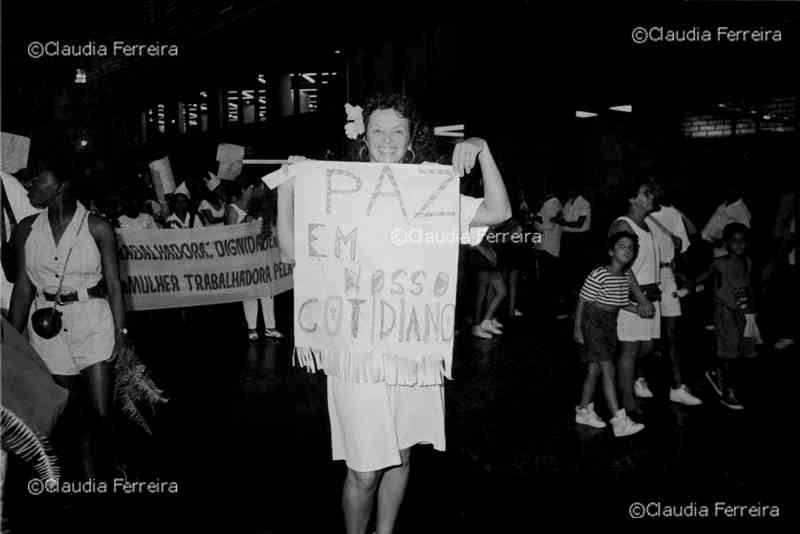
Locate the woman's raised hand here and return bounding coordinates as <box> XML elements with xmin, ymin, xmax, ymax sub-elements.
<box><xmin>278</xmin><ymin>155</ymin><xmax>306</xmax><ymax>191</ymax></box>
<box><xmin>452</xmin><ymin>137</ymin><xmax>487</xmax><ymax>178</ymax></box>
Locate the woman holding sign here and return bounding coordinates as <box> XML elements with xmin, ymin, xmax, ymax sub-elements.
<box><xmin>8</xmin><ymin>155</ymin><xmax>128</xmax><ymax>479</ymax></box>
<box><xmin>275</xmin><ymin>93</ymin><xmax>511</xmax><ymax>534</ymax></box>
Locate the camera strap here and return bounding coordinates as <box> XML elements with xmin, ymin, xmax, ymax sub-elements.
<box><xmin>47</xmin><ymin>210</ymin><xmax>90</xmax><ymax>308</ymax></box>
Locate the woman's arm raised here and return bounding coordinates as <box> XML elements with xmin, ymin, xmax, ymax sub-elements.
<box><xmin>276</xmin><ymin>156</ymin><xmax>306</xmax><ymax>263</ymax></box>
<box><xmin>453</xmin><ymin>138</ymin><xmax>512</xmax><ymax>226</ymax></box>
<box><xmin>276</xmin><ymin>178</ymin><xmax>295</xmax><ymax>263</ymax></box>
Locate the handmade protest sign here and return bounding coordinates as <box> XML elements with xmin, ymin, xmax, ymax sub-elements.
<box><xmin>216</xmin><ymin>143</ymin><xmax>245</xmax><ymax>181</ymax></box>
<box><xmin>287</xmin><ymin>161</ymin><xmax>475</xmax><ymax>386</ymax></box>
<box><xmin>148</xmin><ymin>157</ymin><xmax>176</xmax><ymax>203</ymax></box>
<box><xmin>1</xmin><ymin>132</ymin><xmax>30</xmax><ymax>174</ymax></box>
<box><xmin>116</xmin><ymin>221</ymin><xmax>292</xmax><ymax>310</ymax></box>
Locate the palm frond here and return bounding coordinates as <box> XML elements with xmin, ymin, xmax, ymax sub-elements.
<box><xmin>114</xmin><ymin>345</ymin><xmax>168</xmax><ymax>434</ymax></box>
<box><xmin>0</xmin><ymin>406</ymin><xmax>60</xmax><ymax>481</ymax></box>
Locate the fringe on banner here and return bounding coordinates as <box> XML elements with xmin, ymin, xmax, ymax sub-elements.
<box><xmin>1</xmin><ymin>406</ymin><xmax>60</xmax><ymax>482</ymax></box>
<box><xmin>294</xmin><ymin>346</ymin><xmax>452</xmax><ymax>386</ymax></box>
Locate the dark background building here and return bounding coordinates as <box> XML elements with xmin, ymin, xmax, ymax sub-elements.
<box><xmin>2</xmin><ymin>0</ymin><xmax>798</xmax><ymax>232</ymax></box>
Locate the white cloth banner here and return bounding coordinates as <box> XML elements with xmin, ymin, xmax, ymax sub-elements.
<box><xmin>291</xmin><ymin>161</ymin><xmax>464</xmax><ymax>386</ymax></box>
<box><xmin>116</xmin><ymin>222</ymin><xmax>292</xmax><ymax>310</ymax></box>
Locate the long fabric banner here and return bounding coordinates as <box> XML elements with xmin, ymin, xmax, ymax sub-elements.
<box><xmin>117</xmin><ymin>222</ymin><xmax>293</xmax><ymax>310</ymax></box>
<box><xmin>289</xmin><ymin>161</ymin><xmax>462</xmax><ymax>386</ymax></box>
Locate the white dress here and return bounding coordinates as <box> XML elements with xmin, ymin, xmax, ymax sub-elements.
<box><xmin>24</xmin><ymin>203</ymin><xmax>114</xmax><ymax>375</ymax></box>
<box><xmin>614</xmin><ymin>215</ymin><xmax>661</xmax><ymax>341</ymax></box>
<box><xmin>326</xmin><ymin>194</ymin><xmax>484</xmax><ymax>471</ymax></box>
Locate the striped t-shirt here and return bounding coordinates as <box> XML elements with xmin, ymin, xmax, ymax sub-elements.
<box><xmin>579</xmin><ymin>267</ymin><xmax>631</xmax><ymax>307</ymax></box>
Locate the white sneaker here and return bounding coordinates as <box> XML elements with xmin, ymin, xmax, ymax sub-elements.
<box><xmin>611</xmin><ymin>409</ymin><xmax>645</xmax><ymax>437</ymax></box>
<box><xmin>263</xmin><ymin>328</ymin><xmax>284</xmax><ymax>339</ymax></box>
<box><xmin>634</xmin><ymin>377</ymin><xmax>654</xmax><ymax>399</ymax></box>
<box><xmin>670</xmin><ymin>385</ymin><xmax>703</xmax><ymax>406</ymax></box>
<box><xmin>575</xmin><ymin>403</ymin><xmax>607</xmax><ymax>429</ymax></box>
<box><xmin>491</xmin><ymin>318</ymin><xmax>504</xmax><ymax>329</ymax></box>
<box><xmin>471</xmin><ymin>325</ymin><xmax>493</xmax><ymax>339</ymax></box>
<box><xmin>480</xmin><ymin>319</ymin><xmax>503</xmax><ymax>335</ymax></box>
<box><xmin>774</xmin><ymin>338</ymin><xmax>795</xmax><ymax>350</ymax></box>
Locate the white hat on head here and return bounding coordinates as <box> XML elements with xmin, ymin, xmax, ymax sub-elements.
<box><xmin>205</xmin><ymin>172</ymin><xmax>221</xmax><ymax>191</ymax></box>
<box><xmin>174</xmin><ymin>182</ymin><xmax>191</xmax><ymax>198</ymax></box>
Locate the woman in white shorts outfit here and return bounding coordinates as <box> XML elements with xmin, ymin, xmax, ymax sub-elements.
<box><xmin>9</xmin><ymin>155</ymin><xmax>129</xmax><ymax>479</ymax></box>
<box><xmin>608</xmin><ymin>181</ymin><xmax>661</xmax><ymax>418</ymax></box>
<box><xmin>276</xmin><ymin>93</ymin><xmax>511</xmax><ymax>534</ymax></box>
<box><xmin>648</xmin><ymin>201</ymin><xmax>702</xmax><ymax>406</ymax></box>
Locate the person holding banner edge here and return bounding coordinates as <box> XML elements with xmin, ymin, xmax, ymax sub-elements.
<box><xmin>275</xmin><ymin>93</ymin><xmax>511</xmax><ymax>534</ymax></box>
<box><xmin>8</xmin><ymin>154</ymin><xmax>128</xmax><ymax>479</ymax></box>
<box><xmin>226</xmin><ymin>175</ymin><xmax>283</xmax><ymax>340</ymax></box>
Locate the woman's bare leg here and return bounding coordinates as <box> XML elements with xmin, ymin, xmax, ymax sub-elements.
<box><xmin>507</xmin><ymin>268</ymin><xmax>519</xmax><ymax>315</ymax></box>
<box><xmin>343</xmin><ymin>468</ymin><xmax>380</xmax><ymax>534</ymax></box>
<box><xmin>474</xmin><ymin>270</ymin><xmax>490</xmax><ymax>325</ymax></box>
<box><xmin>483</xmin><ymin>271</ymin><xmax>507</xmax><ymax>322</ymax></box>
<box><xmin>81</xmin><ymin>361</ymin><xmax>119</xmax><ymax>478</ymax></box>
<box><xmin>376</xmin><ymin>448</ymin><xmax>411</xmax><ymax>534</ymax></box>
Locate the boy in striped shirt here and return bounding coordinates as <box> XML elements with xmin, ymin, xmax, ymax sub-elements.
<box><xmin>573</xmin><ymin>232</ymin><xmax>644</xmax><ymax>437</ymax></box>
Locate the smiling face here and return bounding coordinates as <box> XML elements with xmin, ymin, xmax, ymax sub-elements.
<box><xmin>611</xmin><ymin>236</ymin><xmax>637</xmax><ymax>265</ymax></box>
<box><xmin>365</xmin><ymin>108</ymin><xmax>411</xmax><ymax>163</ymax></box>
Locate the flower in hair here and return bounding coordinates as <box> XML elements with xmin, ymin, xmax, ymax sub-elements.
<box><xmin>344</xmin><ymin>103</ymin><xmax>365</xmax><ymax>139</ymax></box>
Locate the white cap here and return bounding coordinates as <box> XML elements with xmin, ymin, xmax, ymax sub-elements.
<box><xmin>205</xmin><ymin>172</ymin><xmax>221</xmax><ymax>191</ymax></box>
<box><xmin>174</xmin><ymin>182</ymin><xmax>191</xmax><ymax>198</ymax></box>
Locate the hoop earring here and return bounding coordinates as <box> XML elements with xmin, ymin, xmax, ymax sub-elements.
<box><xmin>359</xmin><ymin>144</ymin><xmax>368</xmax><ymax>161</ymax></box>
<box><xmin>406</xmin><ymin>148</ymin><xmax>416</xmax><ymax>163</ymax></box>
